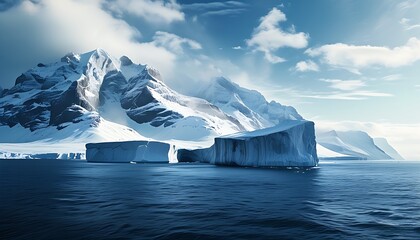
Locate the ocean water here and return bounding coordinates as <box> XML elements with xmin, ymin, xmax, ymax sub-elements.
<box><xmin>0</xmin><ymin>160</ymin><xmax>419</xmax><ymax>239</ymax></box>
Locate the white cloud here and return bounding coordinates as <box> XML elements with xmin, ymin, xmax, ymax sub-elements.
<box><xmin>246</xmin><ymin>7</ymin><xmax>309</xmax><ymax>63</ymax></box>
<box><xmin>0</xmin><ymin>0</ymin><xmax>200</xmax><ymax>86</ymax></box>
<box><xmin>153</xmin><ymin>31</ymin><xmax>201</xmax><ymax>54</ymax></box>
<box><xmin>202</xmin><ymin>8</ymin><xmax>246</xmax><ymax>16</ymax></box>
<box><xmin>182</xmin><ymin>1</ymin><xmax>247</xmax><ymax>17</ymax></box>
<box><xmin>301</xmin><ymin>91</ymin><xmax>392</xmax><ymax>100</ymax></box>
<box><xmin>295</xmin><ymin>60</ymin><xmax>319</xmax><ymax>72</ymax></box>
<box><xmin>232</xmin><ymin>46</ymin><xmax>242</xmax><ymax>50</ymax></box>
<box><xmin>399</xmin><ymin>17</ymin><xmax>420</xmax><ymax>30</ymax></box>
<box><xmin>306</xmin><ymin>38</ymin><xmax>420</xmax><ymax>72</ymax></box>
<box><xmin>182</xmin><ymin>1</ymin><xmax>246</xmax><ymax>10</ymax></box>
<box><xmin>320</xmin><ymin>79</ymin><xmax>366</xmax><ymax>91</ymax></box>
<box><xmin>316</xmin><ymin>120</ymin><xmax>420</xmax><ymax>160</ymax></box>
<box><xmin>400</xmin><ymin>17</ymin><xmax>410</xmax><ymax>25</ymax></box>
<box><xmin>397</xmin><ymin>0</ymin><xmax>419</xmax><ymax>11</ymax></box>
<box><xmin>297</xmin><ymin>78</ymin><xmax>393</xmax><ymax>100</ymax></box>
<box><xmin>105</xmin><ymin>0</ymin><xmax>184</xmax><ymax>25</ymax></box>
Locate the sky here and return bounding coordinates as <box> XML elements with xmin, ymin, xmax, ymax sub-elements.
<box><xmin>0</xmin><ymin>0</ymin><xmax>420</xmax><ymax>159</ymax></box>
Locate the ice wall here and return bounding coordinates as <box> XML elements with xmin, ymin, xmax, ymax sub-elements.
<box><xmin>178</xmin><ymin>120</ymin><xmax>318</xmax><ymax>167</ymax></box>
<box><xmin>86</xmin><ymin>141</ymin><xmax>170</xmax><ymax>163</ymax></box>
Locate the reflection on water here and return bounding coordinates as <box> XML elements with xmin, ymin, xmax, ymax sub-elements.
<box><xmin>0</xmin><ymin>160</ymin><xmax>419</xmax><ymax>239</ymax></box>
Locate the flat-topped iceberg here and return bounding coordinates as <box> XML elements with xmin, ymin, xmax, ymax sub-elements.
<box><xmin>86</xmin><ymin>141</ymin><xmax>172</xmax><ymax>163</ymax></box>
<box><xmin>178</xmin><ymin>120</ymin><xmax>318</xmax><ymax>167</ymax></box>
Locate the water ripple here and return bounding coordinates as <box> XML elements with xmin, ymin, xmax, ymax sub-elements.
<box><xmin>1</xmin><ymin>160</ymin><xmax>419</xmax><ymax>239</ymax></box>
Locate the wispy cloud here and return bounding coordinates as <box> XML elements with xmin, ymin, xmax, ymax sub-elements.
<box><xmin>382</xmin><ymin>74</ymin><xmax>402</xmax><ymax>81</ymax></box>
<box><xmin>246</xmin><ymin>7</ymin><xmax>309</xmax><ymax>64</ymax></box>
<box><xmin>105</xmin><ymin>0</ymin><xmax>185</xmax><ymax>25</ymax></box>
<box><xmin>182</xmin><ymin>1</ymin><xmax>246</xmax><ymax>10</ymax></box>
<box><xmin>153</xmin><ymin>31</ymin><xmax>201</xmax><ymax>54</ymax></box>
<box><xmin>298</xmin><ymin>78</ymin><xmax>393</xmax><ymax>100</ymax></box>
<box><xmin>397</xmin><ymin>0</ymin><xmax>419</xmax><ymax>11</ymax></box>
<box><xmin>202</xmin><ymin>8</ymin><xmax>246</xmax><ymax>17</ymax></box>
<box><xmin>399</xmin><ymin>17</ymin><xmax>420</xmax><ymax>30</ymax></box>
<box><xmin>306</xmin><ymin>37</ymin><xmax>420</xmax><ymax>73</ymax></box>
<box><xmin>301</xmin><ymin>91</ymin><xmax>393</xmax><ymax>100</ymax></box>
<box><xmin>320</xmin><ymin>79</ymin><xmax>365</xmax><ymax>91</ymax></box>
<box><xmin>232</xmin><ymin>46</ymin><xmax>242</xmax><ymax>50</ymax></box>
<box><xmin>295</xmin><ymin>60</ymin><xmax>319</xmax><ymax>72</ymax></box>
<box><xmin>182</xmin><ymin>1</ymin><xmax>247</xmax><ymax>17</ymax></box>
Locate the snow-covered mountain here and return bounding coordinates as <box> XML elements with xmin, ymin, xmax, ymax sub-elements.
<box><xmin>0</xmin><ymin>49</ymin><xmax>301</xmax><ymax>158</ymax></box>
<box><xmin>189</xmin><ymin>77</ymin><xmax>302</xmax><ymax>130</ymax></box>
<box><xmin>0</xmin><ymin>49</ymin><xmax>403</xmax><ymax>160</ymax></box>
<box><xmin>316</xmin><ymin>130</ymin><xmax>394</xmax><ymax>160</ymax></box>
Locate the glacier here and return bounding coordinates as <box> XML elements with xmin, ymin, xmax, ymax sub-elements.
<box><xmin>178</xmin><ymin>120</ymin><xmax>318</xmax><ymax>167</ymax></box>
<box><xmin>86</xmin><ymin>141</ymin><xmax>172</xmax><ymax>163</ymax></box>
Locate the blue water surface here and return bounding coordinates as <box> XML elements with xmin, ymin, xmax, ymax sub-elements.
<box><xmin>1</xmin><ymin>160</ymin><xmax>419</xmax><ymax>239</ymax></box>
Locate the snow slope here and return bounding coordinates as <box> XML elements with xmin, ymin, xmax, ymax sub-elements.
<box><xmin>374</xmin><ymin>138</ymin><xmax>404</xmax><ymax>160</ymax></box>
<box><xmin>0</xmin><ymin>112</ymin><xmax>145</xmax><ymax>159</ymax></box>
<box><xmin>316</xmin><ymin>130</ymin><xmax>392</xmax><ymax>160</ymax></box>
<box><xmin>190</xmin><ymin>77</ymin><xmax>302</xmax><ymax>131</ymax></box>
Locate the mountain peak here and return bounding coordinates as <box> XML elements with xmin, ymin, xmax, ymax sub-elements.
<box><xmin>61</xmin><ymin>52</ymin><xmax>81</xmax><ymax>64</ymax></box>
<box><xmin>85</xmin><ymin>48</ymin><xmax>108</xmax><ymax>56</ymax></box>
<box><xmin>144</xmin><ymin>65</ymin><xmax>162</xmax><ymax>82</ymax></box>
<box><xmin>119</xmin><ymin>55</ymin><xmax>133</xmax><ymax>66</ymax></box>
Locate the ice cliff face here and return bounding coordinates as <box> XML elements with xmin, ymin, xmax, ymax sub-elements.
<box><xmin>178</xmin><ymin>121</ymin><xmax>318</xmax><ymax>167</ymax></box>
<box><xmin>86</xmin><ymin>141</ymin><xmax>172</xmax><ymax>163</ymax></box>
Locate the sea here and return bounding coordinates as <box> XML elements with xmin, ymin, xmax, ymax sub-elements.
<box><xmin>0</xmin><ymin>159</ymin><xmax>419</xmax><ymax>239</ymax></box>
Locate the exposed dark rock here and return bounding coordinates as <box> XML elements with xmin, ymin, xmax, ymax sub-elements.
<box><xmin>53</xmin><ymin>105</ymin><xmax>85</xmax><ymax>126</ymax></box>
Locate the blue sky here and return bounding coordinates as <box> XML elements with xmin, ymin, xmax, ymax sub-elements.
<box><xmin>1</xmin><ymin>0</ymin><xmax>420</xmax><ymax>158</ymax></box>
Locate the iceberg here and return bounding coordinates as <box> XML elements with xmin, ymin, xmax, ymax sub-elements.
<box><xmin>178</xmin><ymin>120</ymin><xmax>318</xmax><ymax>167</ymax></box>
<box><xmin>86</xmin><ymin>141</ymin><xmax>172</xmax><ymax>163</ymax></box>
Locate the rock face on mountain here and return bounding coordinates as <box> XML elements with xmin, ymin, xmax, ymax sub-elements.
<box><xmin>0</xmin><ymin>49</ymin><xmax>247</xmax><ymax>140</ymax></box>
<box><xmin>0</xmin><ymin>50</ymin><xmax>114</xmax><ymax>131</ymax></box>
